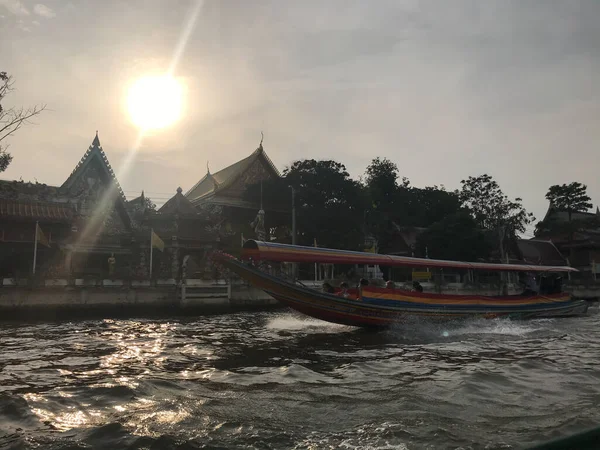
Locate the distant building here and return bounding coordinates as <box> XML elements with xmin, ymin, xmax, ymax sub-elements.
<box><xmin>535</xmin><ymin>203</ymin><xmax>600</xmax><ymax>275</ymax></box>
<box><xmin>0</xmin><ymin>133</ymin><xmax>217</xmax><ymax>280</ymax></box>
<box><xmin>0</xmin><ymin>133</ymin><xmax>137</xmax><ymax>279</ymax></box>
<box><xmin>181</xmin><ymin>141</ymin><xmax>288</xmax><ymax>254</ymax></box>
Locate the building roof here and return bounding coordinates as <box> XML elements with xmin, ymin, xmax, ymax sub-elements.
<box><xmin>127</xmin><ymin>191</ymin><xmax>146</xmax><ymax>208</ymax></box>
<box><xmin>60</xmin><ymin>132</ymin><xmax>126</xmax><ymax>202</ymax></box>
<box><xmin>517</xmin><ymin>239</ymin><xmax>566</xmax><ymax>266</ymax></box>
<box><xmin>0</xmin><ymin>179</ymin><xmax>63</xmax><ymax>202</ymax></box>
<box><xmin>60</xmin><ymin>133</ymin><xmax>132</xmax><ymax>231</ymax></box>
<box><xmin>0</xmin><ymin>198</ymin><xmax>74</xmax><ymax>222</ymax></box>
<box><xmin>158</xmin><ymin>187</ymin><xmax>198</xmax><ymax>215</ymax></box>
<box><xmin>185</xmin><ymin>143</ymin><xmax>280</xmax><ymax>205</ymax></box>
<box><xmin>386</xmin><ymin>225</ymin><xmax>427</xmax><ymax>255</ymax></box>
<box><xmin>540</xmin><ymin>202</ymin><xmax>600</xmax><ymax>224</ymax></box>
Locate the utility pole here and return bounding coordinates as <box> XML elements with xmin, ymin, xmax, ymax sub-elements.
<box><xmin>498</xmin><ymin>225</ymin><xmax>508</xmax><ymax>295</ymax></box>
<box><xmin>291</xmin><ymin>186</ymin><xmax>296</xmax><ymax>245</ymax></box>
<box><xmin>291</xmin><ymin>186</ymin><xmax>297</xmax><ymax>280</ymax></box>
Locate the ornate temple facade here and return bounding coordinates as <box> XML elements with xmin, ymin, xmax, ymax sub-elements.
<box><xmin>0</xmin><ymin>134</ymin><xmax>285</xmax><ymax>281</ymax></box>
<box><xmin>0</xmin><ymin>134</ymin><xmax>216</xmax><ymax>281</ymax></box>
<box><xmin>181</xmin><ymin>141</ymin><xmax>287</xmax><ymax>255</ymax></box>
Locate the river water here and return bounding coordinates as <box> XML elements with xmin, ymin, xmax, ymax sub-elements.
<box><xmin>1</xmin><ymin>309</ymin><xmax>599</xmax><ymax>449</ymax></box>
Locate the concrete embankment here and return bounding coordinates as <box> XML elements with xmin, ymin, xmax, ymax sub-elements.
<box><xmin>0</xmin><ymin>278</ymin><xmax>282</xmax><ymax>321</ymax></box>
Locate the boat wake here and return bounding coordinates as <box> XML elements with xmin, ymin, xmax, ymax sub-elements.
<box><xmin>381</xmin><ymin>316</ymin><xmax>548</xmax><ymax>344</ymax></box>
<box><xmin>266</xmin><ymin>313</ymin><xmax>354</xmax><ymax>334</ymax></box>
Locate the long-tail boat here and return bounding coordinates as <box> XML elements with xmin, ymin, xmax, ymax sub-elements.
<box><xmin>214</xmin><ymin>240</ymin><xmax>589</xmax><ymax>328</ymax></box>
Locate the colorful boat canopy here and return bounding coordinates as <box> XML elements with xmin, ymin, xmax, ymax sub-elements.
<box><xmin>241</xmin><ymin>240</ymin><xmax>578</xmax><ymax>273</ymax></box>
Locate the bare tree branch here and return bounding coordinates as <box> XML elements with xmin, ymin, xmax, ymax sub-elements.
<box><xmin>0</xmin><ymin>72</ymin><xmax>46</xmax><ymax>172</ymax></box>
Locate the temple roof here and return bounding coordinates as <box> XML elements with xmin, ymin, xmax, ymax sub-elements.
<box><xmin>60</xmin><ymin>132</ymin><xmax>126</xmax><ymax>202</ymax></box>
<box><xmin>158</xmin><ymin>187</ymin><xmax>198</xmax><ymax>215</ymax></box>
<box><xmin>541</xmin><ymin>202</ymin><xmax>600</xmax><ymax>224</ymax></box>
<box><xmin>0</xmin><ymin>198</ymin><xmax>74</xmax><ymax>222</ymax></box>
<box><xmin>518</xmin><ymin>239</ymin><xmax>566</xmax><ymax>266</ymax></box>
<box><xmin>185</xmin><ymin>144</ymin><xmax>280</xmax><ymax>205</ymax></box>
<box><xmin>60</xmin><ymin>133</ymin><xmax>132</xmax><ymax>230</ymax></box>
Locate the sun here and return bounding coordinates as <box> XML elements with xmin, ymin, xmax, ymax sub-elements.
<box><xmin>127</xmin><ymin>75</ymin><xmax>183</xmax><ymax>130</ymax></box>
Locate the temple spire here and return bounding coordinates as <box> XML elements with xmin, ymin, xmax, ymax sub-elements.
<box><xmin>92</xmin><ymin>130</ymin><xmax>101</xmax><ymax>148</ymax></box>
<box><xmin>259</xmin><ymin>131</ymin><xmax>264</xmax><ymax>149</ymax></box>
<box><xmin>206</xmin><ymin>161</ymin><xmax>210</xmax><ymax>174</ymax></box>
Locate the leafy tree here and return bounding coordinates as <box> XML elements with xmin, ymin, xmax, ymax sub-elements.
<box><xmin>409</xmin><ymin>186</ymin><xmax>463</xmax><ymax>227</ymax></box>
<box><xmin>246</xmin><ymin>159</ymin><xmax>366</xmax><ymax>249</ymax></box>
<box><xmin>459</xmin><ymin>174</ymin><xmax>534</xmax><ymax>260</ymax></box>
<box><xmin>0</xmin><ymin>72</ymin><xmax>45</xmax><ymax>172</ymax></box>
<box><xmin>284</xmin><ymin>159</ymin><xmax>367</xmax><ymax>249</ymax></box>
<box><xmin>363</xmin><ymin>158</ymin><xmax>404</xmax><ymax>252</ymax></box>
<box><xmin>416</xmin><ymin>212</ymin><xmax>492</xmax><ymax>262</ymax></box>
<box><xmin>364</xmin><ymin>157</ymin><xmax>406</xmax><ymax>210</ymax></box>
<box><xmin>363</xmin><ymin>157</ymin><xmax>465</xmax><ymax>253</ymax></box>
<box><xmin>536</xmin><ymin>182</ymin><xmax>596</xmax><ymax>253</ymax></box>
<box><xmin>545</xmin><ymin>182</ymin><xmax>592</xmax><ymax>221</ymax></box>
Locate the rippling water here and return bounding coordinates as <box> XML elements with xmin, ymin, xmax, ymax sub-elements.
<box><xmin>1</xmin><ymin>308</ymin><xmax>600</xmax><ymax>449</ymax></box>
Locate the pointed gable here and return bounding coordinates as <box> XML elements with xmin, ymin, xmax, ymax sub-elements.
<box><xmin>185</xmin><ymin>143</ymin><xmax>280</xmax><ymax>206</ymax></box>
<box><xmin>60</xmin><ymin>132</ymin><xmax>131</xmax><ymax>230</ymax></box>
<box><xmin>159</xmin><ymin>187</ymin><xmax>198</xmax><ymax>215</ymax></box>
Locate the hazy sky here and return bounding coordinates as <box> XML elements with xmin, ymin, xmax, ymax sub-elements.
<box><xmin>1</xmin><ymin>0</ymin><xmax>599</xmax><ymax>235</ymax></box>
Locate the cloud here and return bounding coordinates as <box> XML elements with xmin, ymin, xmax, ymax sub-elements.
<box><xmin>33</xmin><ymin>3</ymin><xmax>55</xmax><ymax>18</ymax></box>
<box><xmin>0</xmin><ymin>0</ymin><xmax>29</xmax><ymax>16</ymax></box>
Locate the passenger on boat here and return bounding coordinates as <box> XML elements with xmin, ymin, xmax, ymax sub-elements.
<box><xmin>339</xmin><ymin>282</ymin><xmax>350</xmax><ymax>298</ymax></box>
<box><xmin>412</xmin><ymin>281</ymin><xmax>424</xmax><ymax>293</ymax></box>
<box><xmin>322</xmin><ymin>282</ymin><xmax>335</xmax><ymax>294</ymax></box>
<box><xmin>386</xmin><ymin>280</ymin><xmax>395</xmax><ymax>289</ymax></box>
<box><xmin>522</xmin><ymin>273</ymin><xmax>539</xmax><ymax>296</ymax></box>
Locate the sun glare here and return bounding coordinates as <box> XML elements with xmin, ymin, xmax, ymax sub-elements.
<box><xmin>127</xmin><ymin>75</ymin><xmax>183</xmax><ymax>131</ymax></box>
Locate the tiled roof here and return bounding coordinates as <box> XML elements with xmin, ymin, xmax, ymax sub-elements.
<box><xmin>0</xmin><ymin>199</ymin><xmax>74</xmax><ymax>221</ymax></box>
<box><xmin>517</xmin><ymin>239</ymin><xmax>566</xmax><ymax>265</ymax></box>
<box><xmin>158</xmin><ymin>187</ymin><xmax>198</xmax><ymax>215</ymax></box>
<box><xmin>185</xmin><ymin>145</ymin><xmax>280</xmax><ymax>203</ymax></box>
<box><xmin>61</xmin><ymin>132</ymin><xmax>126</xmax><ymax>203</ymax></box>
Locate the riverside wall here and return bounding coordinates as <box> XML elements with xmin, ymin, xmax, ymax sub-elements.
<box><xmin>0</xmin><ymin>278</ymin><xmax>282</xmax><ymax>321</ymax></box>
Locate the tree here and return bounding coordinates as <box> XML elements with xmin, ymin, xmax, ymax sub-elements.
<box><xmin>363</xmin><ymin>158</ymin><xmax>404</xmax><ymax>252</ymax></box>
<box><xmin>0</xmin><ymin>72</ymin><xmax>45</xmax><ymax>172</ymax></box>
<box><xmin>536</xmin><ymin>182</ymin><xmax>596</xmax><ymax>252</ymax></box>
<box><xmin>459</xmin><ymin>174</ymin><xmax>534</xmax><ymax>260</ymax></box>
<box><xmin>364</xmin><ymin>157</ymin><xmax>406</xmax><ymax>210</ymax></box>
<box><xmin>409</xmin><ymin>186</ymin><xmax>463</xmax><ymax>227</ymax></box>
<box><xmin>545</xmin><ymin>182</ymin><xmax>592</xmax><ymax>222</ymax></box>
<box><xmin>416</xmin><ymin>212</ymin><xmax>492</xmax><ymax>262</ymax></box>
<box><xmin>284</xmin><ymin>159</ymin><xmax>367</xmax><ymax>250</ymax></box>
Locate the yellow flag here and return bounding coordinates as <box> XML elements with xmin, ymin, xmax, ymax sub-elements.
<box><xmin>36</xmin><ymin>223</ymin><xmax>50</xmax><ymax>248</ymax></box>
<box><xmin>151</xmin><ymin>230</ymin><xmax>164</xmax><ymax>252</ymax></box>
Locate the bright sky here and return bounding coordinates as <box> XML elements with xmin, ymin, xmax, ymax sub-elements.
<box><xmin>1</xmin><ymin>0</ymin><xmax>599</xmax><ymax>236</ymax></box>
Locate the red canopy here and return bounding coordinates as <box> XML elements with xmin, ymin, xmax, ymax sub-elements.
<box><xmin>242</xmin><ymin>240</ymin><xmax>577</xmax><ymax>273</ymax></box>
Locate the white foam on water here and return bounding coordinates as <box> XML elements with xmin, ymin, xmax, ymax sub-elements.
<box><xmin>448</xmin><ymin>317</ymin><xmax>545</xmax><ymax>337</ymax></box>
<box><xmin>266</xmin><ymin>313</ymin><xmax>353</xmax><ymax>333</ymax></box>
<box><xmin>384</xmin><ymin>316</ymin><xmax>549</xmax><ymax>343</ymax></box>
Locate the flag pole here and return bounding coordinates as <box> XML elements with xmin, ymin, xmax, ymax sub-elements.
<box><xmin>149</xmin><ymin>228</ymin><xmax>153</xmax><ymax>280</ymax></box>
<box><xmin>33</xmin><ymin>221</ymin><xmax>39</xmax><ymax>274</ymax></box>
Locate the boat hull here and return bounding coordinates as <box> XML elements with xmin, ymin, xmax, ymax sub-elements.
<box><xmin>219</xmin><ymin>257</ymin><xmax>589</xmax><ymax>328</ymax></box>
